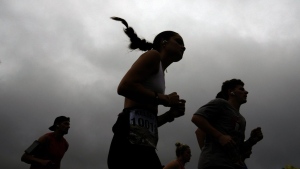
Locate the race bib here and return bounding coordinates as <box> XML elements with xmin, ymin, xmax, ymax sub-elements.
<box><xmin>128</xmin><ymin>109</ymin><xmax>158</xmax><ymax>148</ymax></box>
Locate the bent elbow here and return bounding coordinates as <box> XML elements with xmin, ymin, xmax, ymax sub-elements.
<box><xmin>117</xmin><ymin>81</ymin><xmax>134</xmax><ymax>97</ymax></box>
<box><xmin>21</xmin><ymin>154</ymin><xmax>27</xmax><ymax>163</ymax></box>
<box><xmin>117</xmin><ymin>83</ymin><xmax>127</xmax><ymax>96</ymax></box>
<box><xmin>191</xmin><ymin>115</ymin><xmax>198</xmax><ymax>124</ymax></box>
<box><xmin>192</xmin><ymin>115</ymin><xmax>204</xmax><ymax>126</ymax></box>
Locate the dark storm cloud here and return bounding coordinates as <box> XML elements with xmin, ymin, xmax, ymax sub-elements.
<box><xmin>1</xmin><ymin>0</ymin><xmax>300</xmax><ymax>169</ymax></box>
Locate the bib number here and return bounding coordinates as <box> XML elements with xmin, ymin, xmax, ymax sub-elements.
<box><xmin>128</xmin><ymin>109</ymin><xmax>158</xmax><ymax>148</ymax></box>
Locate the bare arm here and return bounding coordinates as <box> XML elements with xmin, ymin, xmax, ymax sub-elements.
<box><xmin>21</xmin><ymin>153</ymin><xmax>52</xmax><ymax>166</ymax></box>
<box><xmin>118</xmin><ymin>50</ymin><xmax>171</xmax><ymax>106</ymax></box>
<box><xmin>191</xmin><ymin>115</ymin><xmax>235</xmax><ymax>147</ymax></box>
<box><xmin>21</xmin><ymin>135</ymin><xmax>54</xmax><ymax>166</ymax></box>
<box><xmin>158</xmin><ymin>99</ymin><xmax>186</xmax><ymax>127</ymax></box>
<box><xmin>195</xmin><ymin>128</ymin><xmax>206</xmax><ymax>150</ymax></box>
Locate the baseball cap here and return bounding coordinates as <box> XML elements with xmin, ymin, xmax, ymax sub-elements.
<box><xmin>49</xmin><ymin>116</ymin><xmax>70</xmax><ymax>131</ymax></box>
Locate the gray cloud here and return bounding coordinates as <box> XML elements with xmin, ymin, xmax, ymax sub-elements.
<box><xmin>1</xmin><ymin>0</ymin><xmax>300</xmax><ymax>169</ymax></box>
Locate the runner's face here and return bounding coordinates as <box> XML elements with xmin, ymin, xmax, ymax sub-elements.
<box><xmin>183</xmin><ymin>148</ymin><xmax>191</xmax><ymax>162</ymax></box>
<box><xmin>165</xmin><ymin>34</ymin><xmax>185</xmax><ymax>62</ymax></box>
<box><xmin>58</xmin><ymin>121</ymin><xmax>70</xmax><ymax>134</ymax></box>
<box><xmin>232</xmin><ymin>85</ymin><xmax>248</xmax><ymax>104</ymax></box>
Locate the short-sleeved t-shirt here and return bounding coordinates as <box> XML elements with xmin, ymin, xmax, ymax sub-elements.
<box><xmin>194</xmin><ymin>98</ymin><xmax>246</xmax><ymax>169</ymax></box>
<box><xmin>30</xmin><ymin>132</ymin><xmax>69</xmax><ymax>169</ymax></box>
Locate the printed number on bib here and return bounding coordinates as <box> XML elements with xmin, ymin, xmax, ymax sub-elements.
<box><xmin>130</xmin><ymin>110</ymin><xmax>157</xmax><ymax>134</ymax></box>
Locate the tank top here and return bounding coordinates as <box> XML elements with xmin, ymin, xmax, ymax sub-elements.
<box><xmin>141</xmin><ymin>62</ymin><xmax>165</xmax><ymax>94</ymax></box>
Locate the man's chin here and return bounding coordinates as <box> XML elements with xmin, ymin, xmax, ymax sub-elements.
<box><xmin>242</xmin><ymin>99</ymin><xmax>247</xmax><ymax>103</ymax></box>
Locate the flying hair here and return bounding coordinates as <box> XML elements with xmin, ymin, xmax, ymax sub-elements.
<box><xmin>111</xmin><ymin>16</ymin><xmax>153</xmax><ymax>51</ymax></box>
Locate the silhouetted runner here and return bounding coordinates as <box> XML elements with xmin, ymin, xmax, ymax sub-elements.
<box><xmin>21</xmin><ymin>116</ymin><xmax>70</xmax><ymax>169</ymax></box>
<box><xmin>107</xmin><ymin>17</ymin><xmax>186</xmax><ymax>169</ymax></box>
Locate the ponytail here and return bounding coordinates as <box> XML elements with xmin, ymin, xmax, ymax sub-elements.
<box><xmin>111</xmin><ymin>17</ymin><xmax>153</xmax><ymax>51</ymax></box>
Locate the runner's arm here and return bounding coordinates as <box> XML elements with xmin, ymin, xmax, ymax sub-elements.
<box><xmin>192</xmin><ymin>115</ymin><xmax>235</xmax><ymax>146</ymax></box>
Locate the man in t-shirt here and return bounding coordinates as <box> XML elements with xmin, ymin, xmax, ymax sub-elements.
<box><xmin>191</xmin><ymin>79</ymin><xmax>263</xmax><ymax>169</ymax></box>
<box><xmin>21</xmin><ymin>116</ymin><xmax>70</xmax><ymax>169</ymax></box>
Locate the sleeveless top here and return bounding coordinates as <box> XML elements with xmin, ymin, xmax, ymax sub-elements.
<box><xmin>126</xmin><ymin>62</ymin><xmax>164</xmax><ymax>148</ymax></box>
<box><xmin>141</xmin><ymin>62</ymin><xmax>165</xmax><ymax>94</ymax></box>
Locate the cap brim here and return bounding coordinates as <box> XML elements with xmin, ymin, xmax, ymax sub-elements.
<box><xmin>49</xmin><ymin>125</ymin><xmax>56</xmax><ymax>131</ymax></box>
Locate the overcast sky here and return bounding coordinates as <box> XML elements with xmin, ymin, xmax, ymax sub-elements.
<box><xmin>1</xmin><ymin>0</ymin><xmax>300</xmax><ymax>169</ymax></box>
